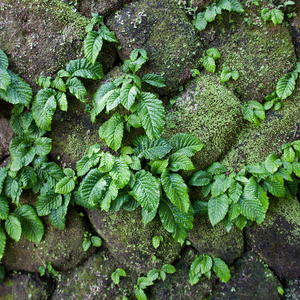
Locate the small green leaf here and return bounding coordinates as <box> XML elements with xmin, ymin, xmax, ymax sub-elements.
<box><xmin>5</xmin><ymin>215</ymin><xmax>22</xmax><ymax>242</ymax></box>
<box><xmin>205</xmin><ymin>6</ymin><xmax>217</xmax><ymax>22</ymax></box>
<box><xmin>56</xmin><ymin>92</ymin><xmax>68</xmax><ymax>111</ymax></box>
<box><xmin>203</xmin><ymin>56</ymin><xmax>216</xmax><ymax>73</ymax></box>
<box><xmin>212</xmin><ymin>256</ymin><xmax>231</xmax><ymax>283</ymax></box>
<box><xmin>152</xmin><ymin>235</ymin><xmax>163</xmax><ymax>249</ymax></box>
<box><xmin>195</xmin><ymin>12</ymin><xmax>207</xmax><ymax>31</ymax></box>
<box><xmin>169</xmin><ymin>133</ymin><xmax>203</xmax><ymax>157</ymax></box>
<box><xmin>283</xmin><ymin>146</ymin><xmax>295</xmax><ymax>163</ymax></box>
<box><xmin>161</xmin><ymin>264</ymin><xmax>176</xmax><ymax>274</ymax></box>
<box><xmin>0</xmin><ymin>194</ymin><xmax>9</xmax><ymax>220</ymax></box>
<box><xmin>206</xmin><ymin>48</ymin><xmax>221</xmax><ymax>59</ymax></box>
<box><xmin>189</xmin><ymin>170</ymin><xmax>212</xmax><ymax>186</ymax></box>
<box><xmin>66</xmin><ymin>77</ymin><xmax>87</xmax><ymax>102</ymax></box>
<box><xmin>0</xmin><ymin>68</ymin><xmax>11</xmax><ymax>91</ymax></box>
<box><xmin>84</xmin><ymin>31</ymin><xmax>103</xmax><ymax>64</ymax></box>
<box><xmin>91</xmin><ymin>235</ymin><xmax>102</xmax><ymax>247</ymax></box>
<box><xmin>109</xmin><ymin>158</ymin><xmax>131</xmax><ymax>189</ymax></box>
<box><xmin>135</xmin><ymin>287</ymin><xmax>147</xmax><ymax>300</ymax></box>
<box><xmin>206</xmin><ymin>162</ymin><xmax>226</xmax><ymax>175</ymax></box>
<box><xmin>55</xmin><ymin>177</ymin><xmax>75</xmax><ymax>194</ymax></box>
<box><xmin>99</xmin><ymin>25</ymin><xmax>118</xmax><ymax>43</ymax></box>
<box><xmin>208</xmin><ymin>194</ymin><xmax>229</xmax><ymax>226</ymax></box>
<box><xmin>142</xmin><ymin>73</ymin><xmax>166</xmax><ymax>88</ymax></box>
<box><xmin>265</xmin><ymin>153</ymin><xmax>282</xmax><ymax>174</ymax></box>
<box><xmin>276</xmin><ymin>73</ymin><xmax>296</xmax><ymax>100</ymax></box>
<box><xmin>169</xmin><ymin>153</ymin><xmax>194</xmax><ymax>172</ymax></box>
<box><xmin>82</xmin><ymin>238</ymin><xmax>92</xmax><ymax>251</ymax></box>
<box><xmin>243</xmin><ymin>100</ymin><xmax>265</xmax><ymax>126</ymax></box>
<box><xmin>147</xmin><ymin>269</ymin><xmax>159</xmax><ymax>281</ymax></box>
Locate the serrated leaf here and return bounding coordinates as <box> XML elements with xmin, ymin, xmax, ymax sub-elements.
<box><xmin>212</xmin><ymin>256</ymin><xmax>231</xmax><ymax>283</ymax></box>
<box><xmin>66</xmin><ymin>58</ymin><xmax>103</xmax><ymax>80</ymax></box>
<box><xmin>106</xmin><ymin>89</ymin><xmax>121</xmax><ymax>112</ymax></box>
<box><xmin>119</xmin><ymin>83</ymin><xmax>138</xmax><ymax>110</ymax></box>
<box><xmin>109</xmin><ymin>158</ymin><xmax>131</xmax><ymax>189</ymax></box>
<box><xmin>208</xmin><ymin>194</ymin><xmax>229</xmax><ymax>226</ymax></box>
<box><xmin>159</xmin><ymin>197</ymin><xmax>193</xmax><ymax>245</ymax></box>
<box><xmin>220</xmin><ymin>67</ymin><xmax>232</xmax><ymax>82</ymax></box>
<box><xmin>5</xmin><ymin>215</ymin><xmax>22</xmax><ymax>242</ymax></box>
<box><xmin>149</xmin><ymin>159</ymin><xmax>168</xmax><ymax>175</ymax></box>
<box><xmin>91</xmin><ymin>235</ymin><xmax>102</xmax><ymax>247</ymax></box>
<box><xmin>0</xmin><ymin>194</ymin><xmax>9</xmax><ymax>220</ymax></box>
<box><xmin>0</xmin><ymin>49</ymin><xmax>9</xmax><ymax>69</ymax></box>
<box><xmin>283</xmin><ymin>146</ymin><xmax>295</xmax><ymax>163</ymax></box>
<box><xmin>51</xmin><ymin>77</ymin><xmax>66</xmax><ymax>92</ymax></box>
<box><xmin>111</xmin><ymin>271</ymin><xmax>120</xmax><ymax>285</ymax></box>
<box><xmin>79</xmin><ymin>169</ymin><xmax>107</xmax><ymax>208</ymax></box>
<box><xmin>99</xmin><ymin>25</ymin><xmax>118</xmax><ymax>43</ymax></box>
<box><xmin>84</xmin><ymin>31</ymin><xmax>103</xmax><ymax>64</ymax></box>
<box><xmin>161</xmin><ymin>264</ymin><xmax>176</xmax><ymax>274</ymax></box>
<box><xmin>195</xmin><ymin>12</ymin><xmax>207</xmax><ymax>31</ymax></box>
<box><xmin>292</xmin><ymin>162</ymin><xmax>300</xmax><ymax>177</ymax></box>
<box><xmin>228</xmin><ymin>0</ymin><xmax>244</xmax><ymax>13</ymax></box>
<box><xmin>263</xmin><ymin>177</ymin><xmax>286</xmax><ymax>197</ymax></box>
<box><xmin>189</xmin><ymin>170</ymin><xmax>212</xmax><ymax>187</ymax></box>
<box><xmin>0</xmin><ymin>168</ymin><xmax>8</xmax><ymax>194</ymax></box>
<box><xmin>137</xmin><ymin>92</ymin><xmax>165</xmax><ymax>140</ymax></box>
<box><xmin>32</xmin><ymin>88</ymin><xmax>57</xmax><ymax>131</ymax></box>
<box><xmin>36</xmin><ymin>190</ymin><xmax>63</xmax><ymax>216</ymax></box>
<box><xmin>99</xmin><ymin>113</ymin><xmax>124</xmax><ymax>151</ymax></box>
<box><xmin>0</xmin><ymin>227</ymin><xmax>6</xmax><ymax>260</ymax></box>
<box><xmin>34</xmin><ymin>137</ymin><xmax>52</xmax><ymax>156</ymax></box>
<box><xmin>265</xmin><ymin>153</ymin><xmax>282</xmax><ymax>174</ymax></box>
<box><xmin>56</xmin><ymin>92</ymin><xmax>68</xmax><ymax>111</ymax></box>
<box><xmin>99</xmin><ymin>152</ymin><xmax>116</xmax><ymax>172</ymax></box>
<box><xmin>169</xmin><ymin>133</ymin><xmax>203</xmax><ymax>157</ymax></box>
<box><xmin>203</xmin><ymin>56</ymin><xmax>216</xmax><ymax>73</ymax></box>
<box><xmin>169</xmin><ymin>153</ymin><xmax>194</xmax><ymax>172</ymax></box>
<box><xmin>76</xmin><ymin>156</ymin><xmax>90</xmax><ymax>177</ymax></box>
<box><xmin>147</xmin><ymin>269</ymin><xmax>159</xmax><ymax>281</ymax></box>
<box><xmin>66</xmin><ymin>77</ymin><xmax>87</xmax><ymax>102</ymax></box>
<box><xmin>134</xmin><ymin>136</ymin><xmax>172</xmax><ymax>160</ymax></box>
<box><xmin>135</xmin><ymin>287</ymin><xmax>147</xmax><ymax>300</ymax></box>
<box><xmin>239</xmin><ymin>192</ymin><xmax>265</xmax><ymax>223</ymax></box>
<box><xmin>276</xmin><ymin>73</ymin><xmax>296</xmax><ymax>100</ymax></box>
<box><xmin>49</xmin><ymin>205</ymin><xmax>67</xmax><ymax>229</ymax></box>
<box><xmin>142</xmin><ymin>73</ymin><xmax>166</xmax><ymax>88</ymax></box>
<box><xmin>137</xmin><ymin>277</ymin><xmax>154</xmax><ymax>288</ymax></box>
<box><xmin>131</xmin><ymin>170</ymin><xmax>160</xmax><ymax>213</ymax></box>
<box><xmin>228</xmin><ymin>180</ymin><xmax>243</xmax><ymax>203</ymax></box>
<box><xmin>292</xmin><ymin>140</ymin><xmax>300</xmax><ymax>152</ymax></box>
<box><xmin>14</xmin><ymin>205</ymin><xmax>44</xmax><ymax>244</ymax></box>
<box><xmin>218</xmin><ymin>0</ymin><xmax>232</xmax><ymax>10</ymax></box>
<box><xmin>21</xmin><ymin>166</ymin><xmax>37</xmax><ymax>189</ymax></box>
<box><xmin>205</xmin><ymin>6</ymin><xmax>217</xmax><ymax>22</ymax></box>
<box><xmin>271</xmin><ymin>8</ymin><xmax>284</xmax><ymax>25</ymax></box>
<box><xmin>0</xmin><ymin>70</ymin><xmax>32</xmax><ymax>106</ymax></box>
<box><xmin>206</xmin><ymin>162</ymin><xmax>227</xmax><ymax>175</ymax></box>
<box><xmin>55</xmin><ymin>177</ymin><xmax>75</xmax><ymax>194</ymax></box>
<box><xmin>4</xmin><ymin>176</ymin><xmax>22</xmax><ymax>205</ymax></box>
<box><xmin>161</xmin><ymin>169</ymin><xmax>190</xmax><ymax>213</ymax></box>
<box><xmin>0</xmin><ymin>68</ymin><xmax>11</xmax><ymax>91</ymax></box>
<box><xmin>243</xmin><ymin>100</ymin><xmax>265</xmax><ymax>126</ymax></box>
<box><xmin>206</xmin><ymin>48</ymin><xmax>221</xmax><ymax>59</ymax></box>
<box><xmin>82</xmin><ymin>239</ymin><xmax>92</xmax><ymax>251</ymax></box>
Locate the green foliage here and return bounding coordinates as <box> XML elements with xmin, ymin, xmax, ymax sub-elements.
<box><xmin>111</xmin><ymin>268</ymin><xmax>127</xmax><ymax>285</ymax></box>
<box><xmin>189</xmin><ymin>254</ymin><xmax>230</xmax><ymax>285</ymax></box>
<box><xmin>152</xmin><ymin>235</ymin><xmax>163</xmax><ymax>249</ymax></box>
<box><xmin>38</xmin><ymin>262</ymin><xmax>59</xmax><ymax>279</ymax></box>
<box><xmin>194</xmin><ymin>0</ymin><xmax>244</xmax><ymax>32</ymax></box>
<box><xmin>261</xmin><ymin>8</ymin><xmax>284</xmax><ymax>25</ymax></box>
<box><xmin>202</xmin><ymin>48</ymin><xmax>221</xmax><ymax>73</ymax></box>
<box><xmin>243</xmin><ymin>100</ymin><xmax>265</xmax><ymax>127</ymax></box>
<box><xmin>82</xmin><ymin>231</ymin><xmax>102</xmax><ymax>251</ymax></box>
<box><xmin>220</xmin><ymin>67</ymin><xmax>239</xmax><ymax>82</ymax></box>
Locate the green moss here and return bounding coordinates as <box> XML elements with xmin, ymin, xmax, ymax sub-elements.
<box><xmin>164</xmin><ymin>73</ymin><xmax>243</xmax><ymax>171</ymax></box>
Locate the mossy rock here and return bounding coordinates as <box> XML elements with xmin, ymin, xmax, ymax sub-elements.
<box><xmin>52</xmin><ymin>250</ymin><xmax>136</xmax><ymax>299</ymax></box>
<box><xmin>0</xmin><ymin>103</ymin><xmax>14</xmax><ymax>162</ymax></box>
<box><xmin>0</xmin><ymin>273</ymin><xmax>54</xmax><ymax>300</ymax></box>
<box><xmin>245</xmin><ymin>197</ymin><xmax>300</xmax><ymax>279</ymax></box>
<box><xmin>107</xmin><ymin>0</ymin><xmax>203</xmax><ymax>94</ymax></box>
<box><xmin>164</xmin><ymin>73</ymin><xmax>243</xmax><ymax>171</ymax></box>
<box><xmin>208</xmin><ymin>254</ymin><xmax>283</xmax><ymax>300</ymax></box>
<box><xmin>221</xmin><ymin>86</ymin><xmax>300</xmax><ymax>172</ymax></box>
<box><xmin>149</xmin><ymin>247</ymin><xmax>215</xmax><ymax>300</ymax></box>
<box><xmin>0</xmin><ymin>0</ymin><xmax>116</xmax><ymax>91</ymax></box>
<box><xmin>198</xmin><ymin>1</ymin><xmax>296</xmax><ymax>102</ymax></box>
<box><xmin>87</xmin><ymin>208</ymin><xmax>183</xmax><ymax>274</ymax></box>
<box><xmin>284</xmin><ymin>278</ymin><xmax>300</xmax><ymax>300</ymax></box>
<box><xmin>2</xmin><ymin>205</ymin><xmax>95</xmax><ymax>272</ymax></box>
<box><xmin>187</xmin><ymin>215</ymin><xmax>244</xmax><ymax>264</ymax></box>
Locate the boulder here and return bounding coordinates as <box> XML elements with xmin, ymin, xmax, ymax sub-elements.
<box><xmin>187</xmin><ymin>215</ymin><xmax>244</xmax><ymax>264</ymax></box>
<box><xmin>164</xmin><ymin>73</ymin><xmax>243</xmax><ymax>170</ymax></box>
<box><xmin>52</xmin><ymin>250</ymin><xmax>136</xmax><ymax>300</ymax></box>
<box><xmin>87</xmin><ymin>208</ymin><xmax>183</xmax><ymax>274</ymax></box>
<box><xmin>245</xmin><ymin>197</ymin><xmax>300</xmax><ymax>279</ymax></box>
<box><xmin>107</xmin><ymin>0</ymin><xmax>204</xmax><ymax>93</ymax></box>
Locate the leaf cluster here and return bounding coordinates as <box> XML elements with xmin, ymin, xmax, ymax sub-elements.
<box><xmin>189</xmin><ymin>143</ymin><xmax>300</xmax><ymax>230</ymax></box>
<box><xmin>261</xmin><ymin>7</ymin><xmax>284</xmax><ymax>25</ymax></box>
<box><xmin>202</xmin><ymin>48</ymin><xmax>221</xmax><ymax>73</ymax></box>
<box><xmin>194</xmin><ymin>0</ymin><xmax>244</xmax><ymax>32</ymax></box>
<box><xmin>189</xmin><ymin>254</ymin><xmax>230</xmax><ymax>285</ymax></box>
<box><xmin>82</xmin><ymin>231</ymin><xmax>102</xmax><ymax>251</ymax></box>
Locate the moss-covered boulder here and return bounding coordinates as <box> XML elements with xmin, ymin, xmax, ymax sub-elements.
<box><xmin>221</xmin><ymin>86</ymin><xmax>300</xmax><ymax>172</ymax></box>
<box><xmin>52</xmin><ymin>250</ymin><xmax>136</xmax><ymax>299</ymax></box>
<box><xmin>209</xmin><ymin>254</ymin><xmax>283</xmax><ymax>300</ymax></box>
<box><xmin>149</xmin><ymin>247</ymin><xmax>215</xmax><ymax>299</ymax></box>
<box><xmin>107</xmin><ymin>0</ymin><xmax>203</xmax><ymax>93</ymax></box>
<box><xmin>164</xmin><ymin>73</ymin><xmax>243</xmax><ymax>170</ymax></box>
<box><xmin>0</xmin><ymin>273</ymin><xmax>54</xmax><ymax>300</ymax></box>
<box><xmin>284</xmin><ymin>278</ymin><xmax>300</xmax><ymax>300</ymax></box>
<box><xmin>2</xmin><ymin>206</ymin><xmax>95</xmax><ymax>272</ymax></box>
<box><xmin>187</xmin><ymin>215</ymin><xmax>244</xmax><ymax>264</ymax></box>
<box><xmin>0</xmin><ymin>0</ymin><xmax>116</xmax><ymax>90</ymax></box>
<box><xmin>198</xmin><ymin>2</ymin><xmax>296</xmax><ymax>102</ymax></box>
<box><xmin>245</xmin><ymin>197</ymin><xmax>300</xmax><ymax>279</ymax></box>
<box><xmin>87</xmin><ymin>208</ymin><xmax>183</xmax><ymax>274</ymax></box>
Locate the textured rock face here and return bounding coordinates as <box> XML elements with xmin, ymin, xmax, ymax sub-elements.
<box><xmin>246</xmin><ymin>197</ymin><xmax>300</xmax><ymax>279</ymax></box>
<box><xmin>88</xmin><ymin>208</ymin><xmax>182</xmax><ymax>273</ymax></box>
<box><xmin>164</xmin><ymin>74</ymin><xmax>243</xmax><ymax>170</ymax></box>
<box><xmin>149</xmin><ymin>247</ymin><xmax>215</xmax><ymax>300</ymax></box>
<box><xmin>209</xmin><ymin>254</ymin><xmax>282</xmax><ymax>300</ymax></box>
<box><xmin>0</xmin><ymin>273</ymin><xmax>53</xmax><ymax>300</ymax></box>
<box><xmin>188</xmin><ymin>215</ymin><xmax>244</xmax><ymax>264</ymax></box>
<box><xmin>52</xmin><ymin>250</ymin><xmax>136</xmax><ymax>300</ymax></box>
<box><xmin>107</xmin><ymin>0</ymin><xmax>203</xmax><ymax>93</ymax></box>
<box><xmin>2</xmin><ymin>206</ymin><xmax>95</xmax><ymax>272</ymax></box>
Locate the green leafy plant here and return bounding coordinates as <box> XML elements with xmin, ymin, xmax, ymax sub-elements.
<box><xmin>90</xmin><ymin>48</ymin><xmax>166</xmax><ymax>151</ymax></box>
<box><xmin>82</xmin><ymin>231</ymin><xmax>102</xmax><ymax>251</ymax></box>
<box><xmin>194</xmin><ymin>0</ymin><xmax>244</xmax><ymax>32</ymax></box>
<box><xmin>243</xmin><ymin>100</ymin><xmax>265</xmax><ymax>126</ymax></box>
<box><xmin>38</xmin><ymin>261</ymin><xmax>59</xmax><ymax>279</ymax></box>
<box><xmin>261</xmin><ymin>8</ymin><xmax>284</xmax><ymax>25</ymax></box>
<box><xmin>111</xmin><ymin>268</ymin><xmax>127</xmax><ymax>285</ymax></box>
<box><xmin>152</xmin><ymin>235</ymin><xmax>163</xmax><ymax>249</ymax></box>
<box><xmin>202</xmin><ymin>48</ymin><xmax>221</xmax><ymax>73</ymax></box>
<box><xmin>220</xmin><ymin>67</ymin><xmax>239</xmax><ymax>82</ymax></box>
<box><xmin>134</xmin><ymin>264</ymin><xmax>176</xmax><ymax>299</ymax></box>
<box><xmin>189</xmin><ymin>254</ymin><xmax>230</xmax><ymax>285</ymax></box>
<box><xmin>84</xmin><ymin>13</ymin><xmax>119</xmax><ymax>65</ymax></box>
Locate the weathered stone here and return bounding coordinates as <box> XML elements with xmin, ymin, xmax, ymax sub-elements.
<box><xmin>221</xmin><ymin>86</ymin><xmax>300</xmax><ymax>172</ymax></box>
<box><xmin>164</xmin><ymin>73</ymin><xmax>243</xmax><ymax>171</ymax></box>
<box><xmin>0</xmin><ymin>273</ymin><xmax>54</xmax><ymax>300</ymax></box>
<box><xmin>87</xmin><ymin>208</ymin><xmax>183</xmax><ymax>273</ymax></box>
<box><xmin>2</xmin><ymin>203</ymin><xmax>95</xmax><ymax>272</ymax></box>
<box><xmin>187</xmin><ymin>215</ymin><xmax>244</xmax><ymax>264</ymax></box>
<box><xmin>245</xmin><ymin>197</ymin><xmax>300</xmax><ymax>279</ymax></box>
<box><xmin>52</xmin><ymin>250</ymin><xmax>136</xmax><ymax>300</ymax></box>
<box><xmin>149</xmin><ymin>247</ymin><xmax>215</xmax><ymax>300</ymax></box>
<box><xmin>209</xmin><ymin>254</ymin><xmax>283</xmax><ymax>300</ymax></box>
<box><xmin>107</xmin><ymin>0</ymin><xmax>203</xmax><ymax>93</ymax></box>
<box><xmin>198</xmin><ymin>1</ymin><xmax>296</xmax><ymax>102</ymax></box>
<box><xmin>284</xmin><ymin>278</ymin><xmax>300</xmax><ymax>300</ymax></box>
<box><xmin>0</xmin><ymin>0</ymin><xmax>116</xmax><ymax>91</ymax></box>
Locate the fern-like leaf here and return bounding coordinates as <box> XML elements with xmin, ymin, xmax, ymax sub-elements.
<box><xmin>137</xmin><ymin>92</ymin><xmax>165</xmax><ymax>140</ymax></box>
